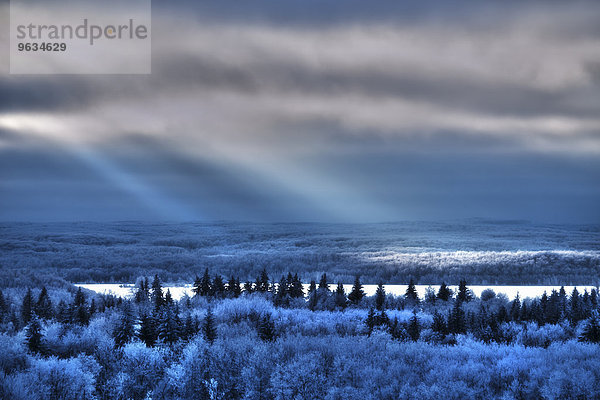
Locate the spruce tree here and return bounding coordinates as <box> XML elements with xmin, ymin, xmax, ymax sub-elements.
<box><xmin>437</xmin><ymin>282</ymin><xmax>452</xmax><ymax>301</ymax></box>
<box><xmin>448</xmin><ymin>300</ymin><xmax>466</xmax><ymax>334</ymax></box>
<box><xmin>151</xmin><ymin>274</ymin><xmax>164</xmax><ymax>309</ymax></box>
<box><xmin>213</xmin><ymin>275</ymin><xmax>226</xmax><ymax>298</ymax></box>
<box><xmin>72</xmin><ymin>287</ymin><xmax>89</xmax><ymax>325</ymax></box>
<box><xmin>348</xmin><ymin>276</ymin><xmax>365</xmax><ymax>304</ymax></box>
<box><xmin>0</xmin><ymin>290</ymin><xmax>7</xmax><ymax>319</ymax></box>
<box><xmin>257</xmin><ymin>269</ymin><xmax>270</xmax><ymax>292</ymax></box>
<box><xmin>203</xmin><ymin>308</ymin><xmax>217</xmax><ymax>344</ymax></box>
<box><xmin>113</xmin><ymin>305</ymin><xmax>135</xmax><ymax>347</ymax></box>
<box><xmin>25</xmin><ymin>315</ymin><xmax>44</xmax><ymax>354</ymax></box>
<box><xmin>405</xmin><ymin>279</ymin><xmax>419</xmax><ymax>303</ymax></box>
<box><xmin>407</xmin><ymin>309</ymin><xmax>421</xmax><ymax>341</ymax></box>
<box><xmin>21</xmin><ymin>288</ymin><xmax>34</xmax><ymax>324</ymax></box>
<box><xmin>290</xmin><ymin>273</ymin><xmax>304</xmax><ymax>298</ymax></box>
<box><xmin>579</xmin><ymin>311</ymin><xmax>600</xmax><ymax>343</ymax></box>
<box><xmin>431</xmin><ymin>310</ymin><xmax>447</xmax><ymax>337</ymax></box>
<box><xmin>365</xmin><ymin>308</ymin><xmax>375</xmax><ymax>336</ymax></box>
<box><xmin>258</xmin><ymin>313</ymin><xmax>276</xmax><ymax>342</ymax></box>
<box><xmin>138</xmin><ymin>313</ymin><xmax>157</xmax><ymax>347</ymax></box>
<box><xmin>193</xmin><ymin>274</ymin><xmax>202</xmax><ymax>297</ymax></box>
<box><xmin>510</xmin><ymin>294</ymin><xmax>521</xmax><ymax>322</ymax></box>
<box><xmin>334</xmin><ymin>283</ymin><xmax>347</xmax><ymax>309</ymax></box>
<box><xmin>159</xmin><ymin>307</ymin><xmax>181</xmax><ymax>345</ymax></box>
<box><xmin>318</xmin><ymin>274</ymin><xmax>329</xmax><ymax>291</ymax></box>
<box><xmin>243</xmin><ymin>281</ymin><xmax>254</xmax><ymax>294</ymax></box>
<box><xmin>457</xmin><ymin>280</ymin><xmax>472</xmax><ymax>302</ymax></box>
<box><xmin>375</xmin><ymin>283</ymin><xmax>386</xmax><ymax>311</ymax></box>
<box><xmin>36</xmin><ymin>286</ymin><xmax>53</xmax><ymax>320</ymax></box>
<box><xmin>164</xmin><ymin>289</ymin><xmax>174</xmax><ymax>307</ymax></box>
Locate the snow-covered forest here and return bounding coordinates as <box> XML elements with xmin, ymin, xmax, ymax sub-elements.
<box><xmin>1</xmin><ymin>271</ymin><xmax>600</xmax><ymax>399</ymax></box>
<box><xmin>1</xmin><ymin>221</ymin><xmax>599</xmax><ymax>285</ymax></box>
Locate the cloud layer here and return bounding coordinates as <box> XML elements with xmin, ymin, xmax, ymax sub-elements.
<box><xmin>0</xmin><ymin>0</ymin><xmax>599</xmax><ymax>222</ymax></box>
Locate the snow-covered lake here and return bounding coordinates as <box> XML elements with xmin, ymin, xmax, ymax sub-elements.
<box><xmin>75</xmin><ymin>283</ymin><xmax>598</xmax><ymax>301</ymax></box>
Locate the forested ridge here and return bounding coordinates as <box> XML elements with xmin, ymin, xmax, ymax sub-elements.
<box><xmin>1</xmin><ymin>221</ymin><xmax>599</xmax><ymax>285</ymax></box>
<box><xmin>1</xmin><ymin>270</ymin><xmax>600</xmax><ymax>399</ymax></box>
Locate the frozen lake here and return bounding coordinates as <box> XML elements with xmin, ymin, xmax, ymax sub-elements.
<box><xmin>76</xmin><ymin>283</ymin><xmax>599</xmax><ymax>301</ymax></box>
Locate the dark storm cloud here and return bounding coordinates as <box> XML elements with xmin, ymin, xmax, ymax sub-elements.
<box><xmin>1</xmin><ymin>0</ymin><xmax>599</xmax><ymax>222</ymax></box>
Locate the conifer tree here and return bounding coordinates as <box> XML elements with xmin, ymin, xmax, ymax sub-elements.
<box><xmin>258</xmin><ymin>313</ymin><xmax>276</xmax><ymax>342</ymax></box>
<box><xmin>407</xmin><ymin>309</ymin><xmax>421</xmax><ymax>341</ymax></box>
<box><xmin>431</xmin><ymin>310</ymin><xmax>447</xmax><ymax>337</ymax></box>
<box><xmin>334</xmin><ymin>283</ymin><xmax>347</xmax><ymax>309</ymax></box>
<box><xmin>348</xmin><ymin>276</ymin><xmax>365</xmax><ymax>304</ymax></box>
<box><xmin>365</xmin><ymin>308</ymin><xmax>375</xmax><ymax>336</ymax></box>
<box><xmin>510</xmin><ymin>294</ymin><xmax>521</xmax><ymax>322</ymax></box>
<box><xmin>138</xmin><ymin>313</ymin><xmax>157</xmax><ymax>347</ymax></box>
<box><xmin>290</xmin><ymin>273</ymin><xmax>304</xmax><ymax>298</ymax></box>
<box><xmin>203</xmin><ymin>308</ymin><xmax>217</xmax><ymax>344</ymax></box>
<box><xmin>183</xmin><ymin>313</ymin><xmax>199</xmax><ymax>341</ymax></box>
<box><xmin>437</xmin><ymin>282</ymin><xmax>452</xmax><ymax>301</ymax></box>
<box><xmin>72</xmin><ymin>287</ymin><xmax>89</xmax><ymax>325</ymax></box>
<box><xmin>113</xmin><ymin>304</ymin><xmax>135</xmax><ymax>347</ymax></box>
<box><xmin>192</xmin><ymin>274</ymin><xmax>202</xmax><ymax>297</ymax></box>
<box><xmin>35</xmin><ymin>286</ymin><xmax>53</xmax><ymax>320</ymax></box>
<box><xmin>308</xmin><ymin>281</ymin><xmax>318</xmax><ymax>311</ymax></box>
<box><xmin>579</xmin><ymin>311</ymin><xmax>600</xmax><ymax>343</ymax></box>
<box><xmin>405</xmin><ymin>279</ymin><xmax>419</xmax><ymax>303</ymax></box>
<box><xmin>227</xmin><ymin>276</ymin><xmax>242</xmax><ymax>298</ymax></box>
<box><xmin>159</xmin><ymin>306</ymin><xmax>181</xmax><ymax>345</ymax></box>
<box><xmin>240</xmin><ymin>281</ymin><xmax>251</xmax><ymax>295</ymax></box>
<box><xmin>257</xmin><ymin>269</ymin><xmax>270</xmax><ymax>292</ymax></box>
<box><xmin>375</xmin><ymin>283</ymin><xmax>386</xmax><ymax>311</ymax></box>
<box><xmin>213</xmin><ymin>275</ymin><xmax>226</xmax><ymax>298</ymax></box>
<box><xmin>448</xmin><ymin>299</ymin><xmax>466</xmax><ymax>334</ymax></box>
<box><xmin>151</xmin><ymin>274</ymin><xmax>164</xmax><ymax>309</ymax></box>
<box><xmin>318</xmin><ymin>273</ymin><xmax>329</xmax><ymax>291</ymax></box>
<box><xmin>21</xmin><ymin>288</ymin><xmax>34</xmax><ymax>324</ymax></box>
<box><xmin>457</xmin><ymin>280</ymin><xmax>472</xmax><ymax>302</ymax></box>
<box><xmin>25</xmin><ymin>314</ymin><xmax>44</xmax><ymax>354</ymax></box>
<box><xmin>164</xmin><ymin>289</ymin><xmax>174</xmax><ymax>307</ymax></box>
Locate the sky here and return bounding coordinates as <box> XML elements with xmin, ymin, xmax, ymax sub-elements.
<box><xmin>0</xmin><ymin>0</ymin><xmax>599</xmax><ymax>223</ymax></box>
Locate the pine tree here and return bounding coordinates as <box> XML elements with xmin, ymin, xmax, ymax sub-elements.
<box><xmin>257</xmin><ymin>269</ymin><xmax>270</xmax><ymax>292</ymax></box>
<box><xmin>318</xmin><ymin>274</ymin><xmax>329</xmax><ymax>291</ymax></box>
<box><xmin>405</xmin><ymin>279</ymin><xmax>419</xmax><ymax>304</ymax></box>
<box><xmin>72</xmin><ymin>287</ymin><xmax>90</xmax><ymax>325</ymax></box>
<box><xmin>510</xmin><ymin>294</ymin><xmax>521</xmax><ymax>322</ymax></box>
<box><xmin>25</xmin><ymin>315</ymin><xmax>44</xmax><ymax>354</ymax></box>
<box><xmin>290</xmin><ymin>273</ymin><xmax>304</xmax><ymax>298</ymax></box>
<box><xmin>365</xmin><ymin>308</ymin><xmax>375</xmax><ymax>336</ymax></box>
<box><xmin>437</xmin><ymin>282</ymin><xmax>452</xmax><ymax>301</ymax></box>
<box><xmin>192</xmin><ymin>274</ymin><xmax>202</xmax><ymax>297</ymax></box>
<box><xmin>448</xmin><ymin>300</ymin><xmax>466</xmax><ymax>334</ymax></box>
<box><xmin>35</xmin><ymin>286</ymin><xmax>53</xmax><ymax>320</ymax></box>
<box><xmin>113</xmin><ymin>305</ymin><xmax>135</xmax><ymax>347</ymax></box>
<box><xmin>213</xmin><ymin>275</ymin><xmax>226</xmax><ymax>298</ymax></box>
<box><xmin>151</xmin><ymin>274</ymin><xmax>164</xmax><ymax>309</ymax></box>
<box><xmin>375</xmin><ymin>283</ymin><xmax>386</xmax><ymax>311</ymax></box>
<box><xmin>21</xmin><ymin>288</ymin><xmax>34</xmax><ymax>324</ymax></box>
<box><xmin>159</xmin><ymin>307</ymin><xmax>181</xmax><ymax>345</ymax></box>
<box><xmin>457</xmin><ymin>280</ymin><xmax>472</xmax><ymax>302</ymax></box>
<box><xmin>258</xmin><ymin>313</ymin><xmax>276</xmax><ymax>342</ymax></box>
<box><xmin>227</xmin><ymin>276</ymin><xmax>241</xmax><ymax>298</ymax></box>
<box><xmin>431</xmin><ymin>310</ymin><xmax>447</xmax><ymax>337</ymax></box>
<box><xmin>348</xmin><ymin>276</ymin><xmax>365</xmax><ymax>305</ymax></box>
<box><xmin>164</xmin><ymin>289</ymin><xmax>174</xmax><ymax>307</ymax></box>
<box><xmin>407</xmin><ymin>309</ymin><xmax>421</xmax><ymax>341</ymax></box>
<box><xmin>334</xmin><ymin>283</ymin><xmax>347</xmax><ymax>309</ymax></box>
<box><xmin>138</xmin><ymin>313</ymin><xmax>157</xmax><ymax>347</ymax></box>
<box><xmin>579</xmin><ymin>311</ymin><xmax>600</xmax><ymax>343</ymax></box>
<box><xmin>203</xmin><ymin>308</ymin><xmax>217</xmax><ymax>344</ymax></box>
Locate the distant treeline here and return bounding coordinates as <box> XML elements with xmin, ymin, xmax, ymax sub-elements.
<box><xmin>1</xmin><ymin>222</ymin><xmax>600</xmax><ymax>286</ymax></box>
